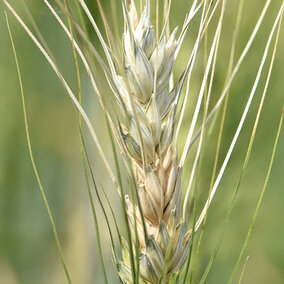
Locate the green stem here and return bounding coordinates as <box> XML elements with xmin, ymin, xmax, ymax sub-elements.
<box><xmin>229</xmin><ymin>106</ymin><xmax>283</xmax><ymax>283</ymax></box>
<box><xmin>6</xmin><ymin>13</ymin><xmax>72</xmax><ymax>284</ymax></box>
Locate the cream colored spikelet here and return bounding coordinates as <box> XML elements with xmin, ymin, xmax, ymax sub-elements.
<box><xmin>113</xmin><ymin>1</ymin><xmax>192</xmax><ymax>283</ymax></box>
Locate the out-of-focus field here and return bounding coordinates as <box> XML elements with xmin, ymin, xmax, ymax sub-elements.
<box><xmin>0</xmin><ymin>0</ymin><xmax>283</xmax><ymax>283</ymax></box>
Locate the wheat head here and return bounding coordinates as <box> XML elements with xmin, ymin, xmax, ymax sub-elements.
<box><xmin>114</xmin><ymin>2</ymin><xmax>191</xmax><ymax>283</ymax></box>
<box><xmin>4</xmin><ymin>0</ymin><xmax>283</xmax><ymax>282</ymax></box>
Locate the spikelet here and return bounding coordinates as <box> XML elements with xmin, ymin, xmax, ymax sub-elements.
<box><xmin>114</xmin><ymin>1</ymin><xmax>191</xmax><ymax>283</ymax></box>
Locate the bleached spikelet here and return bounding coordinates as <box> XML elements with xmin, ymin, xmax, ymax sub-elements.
<box><xmin>114</xmin><ymin>1</ymin><xmax>191</xmax><ymax>283</ymax></box>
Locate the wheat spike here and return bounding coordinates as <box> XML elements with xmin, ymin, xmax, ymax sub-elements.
<box><xmin>114</xmin><ymin>1</ymin><xmax>191</xmax><ymax>283</ymax></box>
<box><xmin>3</xmin><ymin>0</ymin><xmax>283</xmax><ymax>282</ymax></box>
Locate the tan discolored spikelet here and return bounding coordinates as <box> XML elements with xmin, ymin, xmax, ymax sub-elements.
<box><xmin>113</xmin><ymin>1</ymin><xmax>191</xmax><ymax>283</ymax></box>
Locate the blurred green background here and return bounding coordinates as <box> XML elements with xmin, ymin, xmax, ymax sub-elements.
<box><xmin>0</xmin><ymin>0</ymin><xmax>283</xmax><ymax>283</ymax></box>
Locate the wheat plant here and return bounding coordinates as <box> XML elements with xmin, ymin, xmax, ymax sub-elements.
<box><xmin>2</xmin><ymin>0</ymin><xmax>284</xmax><ymax>283</ymax></box>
